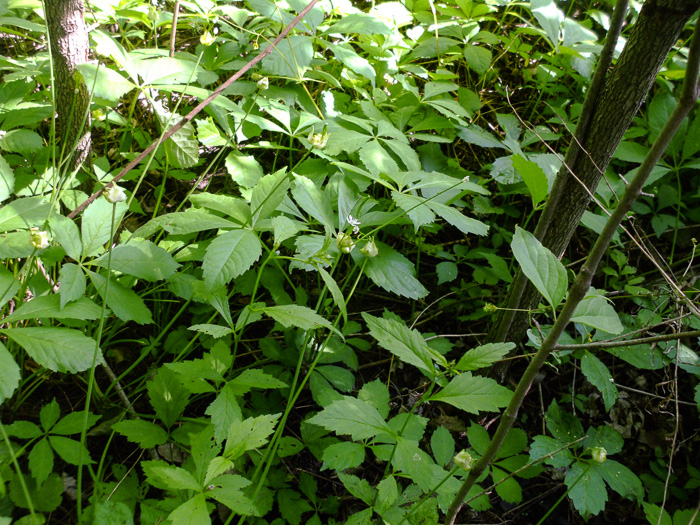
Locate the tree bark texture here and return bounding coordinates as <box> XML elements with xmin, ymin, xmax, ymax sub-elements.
<box><xmin>46</xmin><ymin>0</ymin><xmax>91</xmax><ymax>171</ymax></box>
<box><xmin>491</xmin><ymin>0</ymin><xmax>700</xmax><ymax>346</ymax></box>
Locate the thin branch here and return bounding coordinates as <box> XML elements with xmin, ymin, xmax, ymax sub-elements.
<box><xmin>67</xmin><ymin>0</ymin><xmax>320</xmax><ymax>220</ymax></box>
<box><xmin>554</xmin><ymin>329</ymin><xmax>700</xmax><ymax>350</ymax></box>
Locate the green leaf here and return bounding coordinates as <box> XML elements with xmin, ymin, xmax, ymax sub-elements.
<box><xmin>580</xmin><ymin>351</ymin><xmax>618</xmax><ymax>411</ymax></box>
<box><xmin>429</xmin><ymin>372</ymin><xmax>512</xmax><ymax>414</ymax></box>
<box><xmin>321</xmin><ymin>442</ymin><xmax>365</xmax><ymax>471</ymax></box>
<box><xmin>318</xmin><ymin>268</ymin><xmax>347</xmax><ymax>324</ymax></box>
<box><xmin>206</xmin><ymin>474</ymin><xmax>257</xmax><ymax>516</ymax></box>
<box><xmin>431</xmin><ymin>426</ymin><xmax>455</xmax><ymax>467</ymax></box>
<box><xmin>0</xmin><ymin>266</ymin><xmax>20</xmax><ymax>309</ymax></box>
<box><xmin>262</xmin><ymin>304</ymin><xmax>339</xmax><ymax>336</ymax></box>
<box><xmin>307</xmin><ymin>396</ymin><xmax>394</xmax><ymax>441</ymax></box>
<box><xmin>87</xmin><ymin>270</ymin><xmax>153</xmax><ymax>324</ymax></box>
<box><xmin>137</xmin><ymin>57</ymin><xmax>197</xmax><ymax>86</ymax></box>
<box><xmin>278</xmin><ymin>489</ymin><xmax>312</xmax><ymax>525</ymax></box>
<box><xmin>291</xmin><ymin>175</ymin><xmax>335</xmax><ymax>233</ymax></box>
<box><xmin>392</xmin><ymin>191</ymin><xmax>436</xmax><ymax>231</ymax></box>
<box><xmin>0</xmin><ymin>129</ymin><xmax>43</xmax><ymax>154</ymax></box>
<box><xmin>147</xmin><ymin>367</ymin><xmax>190</xmax><ymax>428</ymax></box>
<box><xmin>463</xmin><ymin>45</ymin><xmax>491</xmax><ymax>76</ymax></box>
<box><xmin>111</xmin><ymin>419</ymin><xmax>168</xmax><ymax>449</ymax></box>
<box><xmin>466</xmin><ymin>422</ymin><xmax>491</xmax><ymax>455</ymax></box>
<box><xmin>224</xmin><ymin>413</ymin><xmax>280</xmax><ymax>458</ymax></box>
<box><xmin>142</xmin><ymin>461</ymin><xmax>201</xmax><ymax>491</ymax></box>
<box><xmin>328</xmin><ymin>43</ymin><xmax>376</xmax><ymax>86</ymax></box>
<box><xmin>352</xmin><ymin>241</ymin><xmax>428</xmax><ymax>299</ymax></box>
<box><xmin>157</xmin><ymin>111</ymin><xmax>199</xmax><ymax>169</ymax></box>
<box><xmin>456</xmin><ymin>342</ymin><xmax>515</xmax><ymax>371</ymax></box>
<box><xmin>168</xmin><ymin>494</ymin><xmax>211</xmax><ymax>525</ymax></box>
<box><xmin>3</xmin><ymin>294</ymin><xmax>103</xmax><ymax>323</ymax></box>
<box><xmin>51</xmin><ymin>410</ymin><xmax>99</xmax><ymax>435</ymax></box>
<box><xmin>0</xmin><ymin>341</ymin><xmax>20</xmax><ymax>403</ymax></box>
<box><xmin>137</xmin><ymin>209</ymin><xmax>241</xmax><ymax>237</ymax></box>
<box><xmin>513</xmin><ymin>154</ymin><xmax>548</xmax><ymax>206</ymax></box>
<box><xmin>358</xmin><ymin>379</ymin><xmax>390</xmax><ymax>419</ymax></box>
<box><xmin>81</xmin><ymin>197</ymin><xmax>127</xmax><ymax>257</ymax></box>
<box><xmin>531</xmin><ymin>0</ymin><xmax>564</xmax><ymax>49</ymax></box>
<box><xmin>323</xmin><ymin>13</ymin><xmax>392</xmax><ymax>35</ymax></box>
<box><xmin>91</xmin><ymin>241</ymin><xmax>180</xmax><ymax>281</ymax></box>
<box><xmin>571</xmin><ymin>293</ymin><xmax>623</xmax><ymax>334</ymax></box>
<box><xmin>545</xmin><ymin>401</ymin><xmax>584</xmax><ymax>443</ymax></box>
<box><xmin>362</xmin><ymin>313</ymin><xmax>437</xmax><ymax>378</ymax></box>
<box><xmin>40</xmin><ymin>399</ymin><xmax>61</xmax><ymax>431</ymax></box>
<box><xmin>48</xmin><ymin>214</ymin><xmax>81</xmax><ymax>260</ymax></box>
<box><xmin>58</xmin><ymin>263</ymin><xmax>86</xmax><ymax>308</ymax></box>
<box><xmin>261</xmin><ymin>35</ymin><xmax>313</xmax><ymax>78</ymax></box>
<box><xmin>228</xmin><ymin>369</ymin><xmax>287</xmax><ymax>394</ymax></box>
<box><xmin>76</xmin><ymin>62</ymin><xmax>136</xmax><ymax>102</ymax></box>
<box><xmin>492</xmin><ymin>465</ymin><xmax>522</xmax><ymax>504</ymax></box>
<box><xmin>0</xmin><ymin>327</ymin><xmax>102</xmax><ymax>373</ymax></box>
<box><xmin>597</xmin><ymin>459</ymin><xmax>643</xmax><ymax>501</ymax></box>
<box><xmin>359</xmin><ymin>139</ymin><xmax>399</xmax><ymax>175</ymax></box>
<box><xmin>0</xmin><ymin>154</ymin><xmax>14</xmax><ymax>203</ymax></box>
<box><xmin>457</xmin><ymin>125</ymin><xmax>504</xmax><ymax>149</ymax></box>
<box><xmin>48</xmin><ymin>435</ymin><xmax>93</xmax><ymax>465</ymax></box>
<box><xmin>91</xmin><ymin>500</ymin><xmax>134</xmax><ymax>525</ymax></box>
<box><xmin>565</xmin><ymin>462</ymin><xmax>607</xmax><ymax>516</ymax></box>
<box><xmin>375</xmin><ymin>476</ymin><xmax>399</xmax><ymax>513</ymax></box>
<box><xmin>251</xmin><ymin>169</ymin><xmax>289</xmax><ymax>226</ymax></box>
<box><xmin>436</xmin><ymin>261</ymin><xmax>458</xmax><ymax>284</ymax></box>
<box><xmin>29</xmin><ymin>437</ymin><xmax>53</xmax><ymax>484</ymax></box>
<box><xmin>511</xmin><ymin>226</ymin><xmax>567</xmax><ymax>310</ymax></box>
<box><xmin>205</xmin><ymin>383</ymin><xmax>242</xmax><ymax>443</ymax></box>
<box><xmin>0</xmin><ymin>195</ymin><xmax>50</xmax><ymax>232</ymax></box>
<box><xmin>202</xmin><ymin>229</ymin><xmax>261</xmax><ymax>289</ymax></box>
<box><xmin>643</xmin><ymin>503</ymin><xmax>672</xmax><ymax>525</ymax></box>
<box><xmin>225</xmin><ymin>152</ymin><xmax>264</xmax><ymax>192</ymax></box>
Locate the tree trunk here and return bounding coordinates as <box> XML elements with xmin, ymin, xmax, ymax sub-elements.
<box><xmin>490</xmin><ymin>0</ymin><xmax>700</xmax><ymax>346</ymax></box>
<box><xmin>46</xmin><ymin>0</ymin><xmax>91</xmax><ymax>172</ymax></box>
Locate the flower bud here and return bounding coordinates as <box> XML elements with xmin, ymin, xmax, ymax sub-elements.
<box><xmin>591</xmin><ymin>447</ymin><xmax>607</xmax><ymax>463</ymax></box>
<box><xmin>104</xmin><ymin>184</ymin><xmax>126</xmax><ymax>204</ymax></box>
<box><xmin>308</xmin><ymin>129</ymin><xmax>328</xmax><ymax>150</ymax></box>
<box><xmin>257</xmin><ymin>76</ymin><xmax>269</xmax><ymax>90</ymax></box>
<box><xmin>30</xmin><ymin>228</ymin><xmax>50</xmax><ymax>250</ymax></box>
<box><xmin>361</xmin><ymin>239</ymin><xmax>378</xmax><ymax>257</ymax></box>
<box><xmin>336</xmin><ymin>232</ymin><xmax>355</xmax><ymax>254</ymax></box>
<box><xmin>454</xmin><ymin>450</ymin><xmax>476</xmax><ymax>471</ymax></box>
<box><xmin>147</xmin><ymin>5</ymin><xmax>158</xmax><ymax>21</ymax></box>
<box><xmin>200</xmin><ymin>31</ymin><xmax>216</xmax><ymax>46</ymax></box>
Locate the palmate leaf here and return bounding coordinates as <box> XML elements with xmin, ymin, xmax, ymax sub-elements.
<box><xmin>429</xmin><ymin>372</ymin><xmax>512</xmax><ymax>414</ymax></box>
<box><xmin>307</xmin><ymin>397</ymin><xmax>394</xmax><ymax>441</ymax></box>
<box><xmin>0</xmin><ymin>327</ymin><xmax>103</xmax><ymax>373</ymax></box>
<box><xmin>511</xmin><ymin>226</ymin><xmax>567</xmax><ymax>310</ymax></box>
<box><xmin>202</xmin><ymin>229</ymin><xmax>261</xmax><ymax>289</ymax></box>
<box><xmin>565</xmin><ymin>462</ymin><xmax>607</xmax><ymax>516</ymax></box>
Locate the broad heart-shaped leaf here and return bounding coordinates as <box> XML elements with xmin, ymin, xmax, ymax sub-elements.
<box><xmin>429</xmin><ymin>372</ymin><xmax>512</xmax><ymax>414</ymax></box>
<box><xmin>571</xmin><ymin>293</ymin><xmax>623</xmax><ymax>334</ymax></box>
<box><xmin>262</xmin><ymin>304</ymin><xmax>341</xmax><ymax>337</ymax></box>
<box><xmin>87</xmin><ymin>270</ymin><xmax>153</xmax><ymax>324</ymax></box>
<box><xmin>0</xmin><ymin>341</ymin><xmax>20</xmax><ymax>403</ymax></box>
<box><xmin>291</xmin><ymin>175</ymin><xmax>335</xmax><ymax>233</ymax></box>
<box><xmin>76</xmin><ymin>62</ymin><xmax>136</xmax><ymax>102</ymax></box>
<box><xmin>91</xmin><ymin>240</ymin><xmax>180</xmax><ymax>281</ymax></box>
<box><xmin>59</xmin><ymin>263</ymin><xmax>86</xmax><ymax>308</ymax></box>
<box><xmin>362</xmin><ymin>313</ymin><xmax>437</xmax><ymax>379</ymax></box>
<box><xmin>202</xmin><ymin>229</ymin><xmax>261</xmax><ymax>289</ymax></box>
<box><xmin>351</xmin><ymin>241</ymin><xmax>428</xmax><ymax>300</ymax></box>
<box><xmin>580</xmin><ymin>351</ymin><xmax>618</xmax><ymax>412</ymax></box>
<box><xmin>3</xmin><ymin>294</ymin><xmax>103</xmax><ymax>323</ymax></box>
<box><xmin>251</xmin><ymin>169</ymin><xmax>289</xmax><ymax>226</ymax></box>
<box><xmin>511</xmin><ymin>226</ymin><xmax>567</xmax><ymax>310</ymax></box>
<box><xmin>111</xmin><ymin>419</ymin><xmax>168</xmax><ymax>449</ymax></box>
<box><xmin>513</xmin><ymin>154</ymin><xmax>548</xmax><ymax>206</ymax></box>
<box><xmin>0</xmin><ymin>327</ymin><xmax>103</xmax><ymax>373</ymax></box>
<box><xmin>456</xmin><ymin>342</ymin><xmax>516</xmax><ymax>371</ymax></box>
<box><xmin>307</xmin><ymin>396</ymin><xmax>394</xmax><ymax>441</ymax></box>
<box><xmin>565</xmin><ymin>461</ymin><xmax>607</xmax><ymax>516</ymax></box>
<box><xmin>81</xmin><ymin>197</ymin><xmax>127</xmax><ymax>257</ymax></box>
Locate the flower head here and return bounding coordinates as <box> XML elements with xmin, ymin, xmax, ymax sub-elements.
<box><xmin>346</xmin><ymin>215</ymin><xmax>361</xmax><ymax>235</ymax></box>
<box><xmin>361</xmin><ymin>238</ymin><xmax>378</xmax><ymax>257</ymax></box>
<box><xmin>104</xmin><ymin>184</ymin><xmax>126</xmax><ymax>204</ymax></box>
<box><xmin>257</xmin><ymin>76</ymin><xmax>269</xmax><ymax>91</ymax></box>
<box><xmin>200</xmin><ymin>31</ymin><xmax>216</xmax><ymax>46</ymax></box>
<box><xmin>30</xmin><ymin>228</ymin><xmax>50</xmax><ymax>250</ymax></box>
<box><xmin>308</xmin><ymin>128</ymin><xmax>329</xmax><ymax>150</ymax></box>
<box><xmin>336</xmin><ymin>232</ymin><xmax>355</xmax><ymax>254</ymax></box>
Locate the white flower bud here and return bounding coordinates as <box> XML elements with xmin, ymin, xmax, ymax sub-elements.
<box><xmin>308</xmin><ymin>129</ymin><xmax>329</xmax><ymax>150</ymax></box>
<box><xmin>591</xmin><ymin>447</ymin><xmax>607</xmax><ymax>463</ymax></box>
<box><xmin>257</xmin><ymin>76</ymin><xmax>269</xmax><ymax>90</ymax></box>
<box><xmin>361</xmin><ymin>239</ymin><xmax>378</xmax><ymax>257</ymax></box>
<box><xmin>30</xmin><ymin>228</ymin><xmax>50</xmax><ymax>250</ymax></box>
<box><xmin>454</xmin><ymin>450</ymin><xmax>476</xmax><ymax>471</ymax></box>
<box><xmin>200</xmin><ymin>31</ymin><xmax>216</xmax><ymax>46</ymax></box>
<box><xmin>336</xmin><ymin>232</ymin><xmax>355</xmax><ymax>254</ymax></box>
<box><xmin>104</xmin><ymin>184</ymin><xmax>126</xmax><ymax>204</ymax></box>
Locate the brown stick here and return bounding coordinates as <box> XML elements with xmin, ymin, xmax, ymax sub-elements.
<box><xmin>68</xmin><ymin>0</ymin><xmax>319</xmax><ymax>219</ymax></box>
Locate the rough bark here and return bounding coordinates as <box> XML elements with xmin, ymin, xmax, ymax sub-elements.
<box><xmin>46</xmin><ymin>0</ymin><xmax>91</xmax><ymax>171</ymax></box>
<box><xmin>490</xmin><ymin>0</ymin><xmax>700</xmax><ymax>346</ymax></box>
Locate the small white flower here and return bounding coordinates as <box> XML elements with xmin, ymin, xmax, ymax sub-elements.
<box><xmin>200</xmin><ymin>31</ymin><xmax>216</xmax><ymax>46</ymax></box>
<box><xmin>104</xmin><ymin>184</ymin><xmax>126</xmax><ymax>204</ymax></box>
<box><xmin>308</xmin><ymin>128</ymin><xmax>329</xmax><ymax>150</ymax></box>
<box><xmin>346</xmin><ymin>215</ymin><xmax>361</xmax><ymax>235</ymax></box>
<box><xmin>29</xmin><ymin>228</ymin><xmax>50</xmax><ymax>250</ymax></box>
<box><xmin>462</xmin><ymin>175</ymin><xmax>470</xmax><ymax>183</ymax></box>
<box><xmin>336</xmin><ymin>232</ymin><xmax>355</xmax><ymax>254</ymax></box>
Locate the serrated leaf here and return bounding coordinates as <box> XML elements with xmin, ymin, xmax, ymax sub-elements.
<box><xmin>202</xmin><ymin>229</ymin><xmax>261</xmax><ymax>289</ymax></box>
<box><xmin>262</xmin><ymin>304</ymin><xmax>339</xmax><ymax>336</ymax></box>
<box><xmin>87</xmin><ymin>270</ymin><xmax>153</xmax><ymax>324</ymax></box>
<box><xmin>0</xmin><ymin>327</ymin><xmax>102</xmax><ymax>373</ymax></box>
<box><xmin>261</xmin><ymin>35</ymin><xmax>313</xmax><ymax>78</ymax></box>
<box><xmin>142</xmin><ymin>461</ymin><xmax>201</xmax><ymax>491</ymax></box>
<box><xmin>571</xmin><ymin>294</ymin><xmax>623</xmax><ymax>334</ymax></box>
<box><xmin>206</xmin><ymin>474</ymin><xmax>257</xmax><ymax>515</ymax></box>
<box><xmin>596</xmin><ymin>459</ymin><xmax>643</xmax><ymax>501</ymax></box>
<box><xmin>329</xmin><ymin>43</ymin><xmax>376</xmax><ymax>86</ymax></box>
<box><xmin>307</xmin><ymin>397</ymin><xmax>393</xmax><ymax>441</ymax></box>
<box><xmin>58</xmin><ymin>263</ymin><xmax>86</xmax><ymax>308</ymax></box>
<box><xmin>77</xmin><ymin>62</ymin><xmax>136</xmax><ymax>102</ymax></box>
<box><xmin>168</xmin><ymin>494</ymin><xmax>210</xmax><ymax>525</ymax></box>
<box><xmin>580</xmin><ymin>351</ymin><xmax>618</xmax><ymax>411</ymax></box>
<box><xmin>158</xmin><ymin>112</ymin><xmax>199</xmax><ymax>169</ymax></box>
<box><xmin>321</xmin><ymin>441</ymin><xmax>365</xmax><ymax>471</ymax></box>
<box><xmin>0</xmin><ymin>266</ymin><xmax>20</xmax><ymax>309</ymax></box>
<box><xmin>359</xmin><ymin>139</ymin><xmax>400</xmax><ymax>175</ymax></box>
<box><xmin>0</xmin><ymin>129</ymin><xmax>43</xmax><ymax>154</ymax></box>
<box><xmin>291</xmin><ymin>175</ymin><xmax>335</xmax><ymax>233</ymax></box>
<box><xmin>513</xmin><ymin>154</ymin><xmax>548</xmax><ymax>206</ymax></box>
<box><xmin>317</xmin><ymin>268</ymin><xmax>347</xmax><ymax>324</ymax></box>
<box><xmin>565</xmin><ymin>462</ymin><xmax>607</xmax><ymax>516</ymax></box>
<box><xmin>456</xmin><ymin>342</ymin><xmax>515</xmax><ymax>371</ymax></box>
<box><xmin>431</xmin><ymin>426</ymin><xmax>455</xmax><ymax>467</ymax></box>
<box><xmin>323</xmin><ymin>13</ymin><xmax>392</xmax><ymax>35</ymax></box>
<box><xmin>358</xmin><ymin>379</ymin><xmax>390</xmax><ymax>419</ymax></box>
<box><xmin>81</xmin><ymin>198</ymin><xmax>127</xmax><ymax>256</ymax></box>
<box><xmin>0</xmin><ymin>195</ymin><xmax>50</xmax><ymax>232</ymax></box>
<box><xmin>206</xmin><ymin>384</ymin><xmax>242</xmax><ymax>443</ymax></box>
<box><xmin>112</xmin><ymin>419</ymin><xmax>168</xmax><ymax>449</ymax></box>
<box><xmin>51</xmin><ymin>410</ymin><xmax>99</xmax><ymax>435</ymax></box>
<box><xmin>457</xmin><ymin>125</ymin><xmax>504</xmax><ymax>149</ymax></box>
<box><xmin>392</xmin><ymin>192</ymin><xmax>436</xmax><ymax>231</ymax></box>
<box><xmin>4</xmin><ymin>294</ymin><xmax>103</xmax><ymax>323</ymax></box>
<box><xmin>362</xmin><ymin>313</ymin><xmax>436</xmax><ymax>378</ymax></box>
<box><xmin>463</xmin><ymin>45</ymin><xmax>491</xmax><ymax>76</ymax></box>
<box><xmin>531</xmin><ymin>0</ymin><xmax>564</xmax><ymax>49</ymax></box>
<box><xmin>229</xmin><ymin>369</ymin><xmax>287</xmax><ymax>394</ymax></box>
<box><xmin>0</xmin><ymin>155</ymin><xmax>14</xmax><ymax>203</ymax></box>
<box><xmin>492</xmin><ymin>465</ymin><xmax>522</xmax><ymax>503</ymax></box>
<box><xmin>426</xmin><ymin>200</ymin><xmax>489</xmax><ymax>236</ymax></box>
<box><xmin>224</xmin><ymin>413</ymin><xmax>280</xmax><ymax>458</ymax></box>
<box><xmin>0</xmin><ymin>341</ymin><xmax>20</xmax><ymax>403</ymax></box>
<box><xmin>251</xmin><ymin>169</ymin><xmax>289</xmax><ymax>226</ymax></box>
<box><xmin>511</xmin><ymin>226</ymin><xmax>567</xmax><ymax>309</ymax></box>
<box><xmin>429</xmin><ymin>372</ymin><xmax>512</xmax><ymax>414</ymax></box>
<box><xmin>147</xmin><ymin>367</ymin><xmax>190</xmax><ymax>428</ymax></box>
<box><xmin>352</xmin><ymin>241</ymin><xmax>428</xmax><ymax>299</ymax></box>
<box><xmin>48</xmin><ymin>435</ymin><xmax>93</xmax><ymax>465</ymax></box>
<box><xmin>29</xmin><ymin>437</ymin><xmax>53</xmax><ymax>484</ymax></box>
<box><xmin>91</xmin><ymin>241</ymin><xmax>180</xmax><ymax>281</ymax></box>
